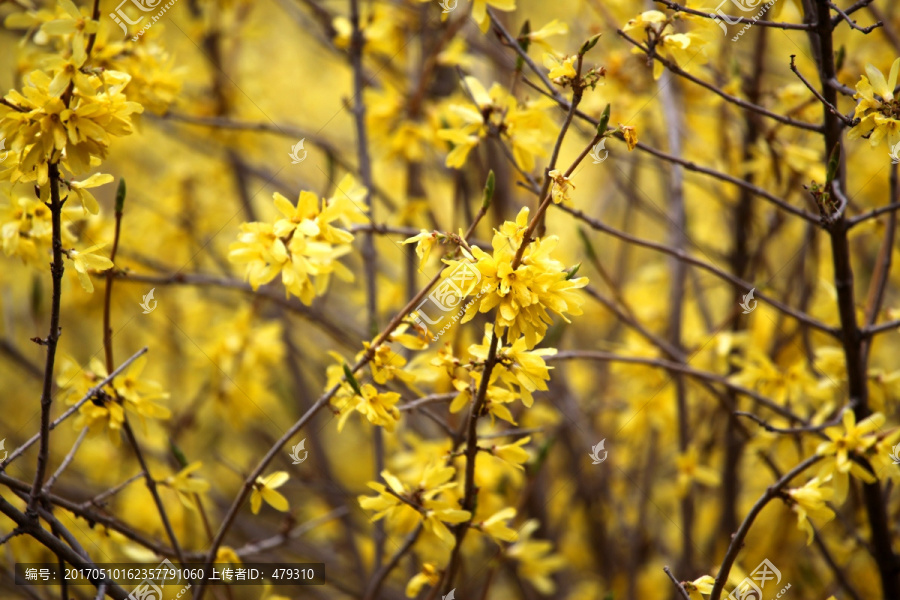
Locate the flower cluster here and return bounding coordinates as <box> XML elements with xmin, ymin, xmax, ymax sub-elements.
<box><xmin>229</xmin><ymin>175</ymin><xmax>368</xmax><ymax>304</ymax></box>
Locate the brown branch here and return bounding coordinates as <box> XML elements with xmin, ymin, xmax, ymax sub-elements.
<box><xmin>28</xmin><ymin>162</ymin><xmax>66</xmax><ymax>518</ymax></box>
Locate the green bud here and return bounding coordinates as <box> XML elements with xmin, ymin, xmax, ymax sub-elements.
<box><xmin>826</xmin><ymin>143</ymin><xmax>841</xmax><ymax>185</ymax></box>
<box><xmin>580</xmin><ymin>33</ymin><xmax>601</xmax><ymax>55</ymax></box>
<box><xmin>169</xmin><ymin>439</ymin><xmax>189</xmax><ymax>469</ymax></box>
<box><xmin>343</xmin><ymin>363</ymin><xmax>363</xmax><ymax>395</ymax></box>
<box><xmin>597</xmin><ymin>103</ymin><xmax>611</xmax><ymax>135</ymax></box>
<box><xmin>115</xmin><ymin>178</ymin><xmax>127</xmax><ymax>214</ymax></box>
<box><xmin>482</xmin><ymin>170</ymin><xmax>495</xmax><ymax>210</ymax></box>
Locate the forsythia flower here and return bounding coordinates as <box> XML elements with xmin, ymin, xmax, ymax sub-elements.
<box><xmin>490</xmin><ymin>436</ymin><xmax>531</xmax><ymax>470</ymax></box>
<box><xmin>676</xmin><ymin>447</ymin><xmax>720</xmax><ymax>495</ymax></box>
<box><xmin>65</xmin><ymin>243</ymin><xmax>114</xmax><ymax>293</ymax></box>
<box><xmin>358</xmin><ymin>464</ymin><xmax>471</xmax><ymax>547</ymax></box>
<box><xmin>66</xmin><ymin>173</ymin><xmax>114</xmax><ymax>215</ymax></box>
<box><xmin>0</xmin><ymin>67</ymin><xmax>142</xmax><ymax>184</ymax></box>
<box><xmin>334</xmin><ymin>383</ymin><xmax>402</xmax><ymax>432</ymax></box>
<box><xmin>229</xmin><ymin>177</ymin><xmax>365</xmax><ymax>304</ymax></box>
<box><xmin>402</xmin><ymin>230</ymin><xmax>440</xmax><ymax>266</ymax></box>
<box><xmin>848</xmin><ymin>58</ymin><xmax>900</xmax><ymax>147</ymax></box>
<box><xmin>438</xmin><ymin>77</ymin><xmax>555</xmax><ymax>171</ymax></box>
<box><xmin>816</xmin><ymin>409</ymin><xmax>884</xmax><ymax>502</ymax></box>
<box><xmin>684</xmin><ymin>575</ymin><xmax>715</xmax><ymax>600</ymax></box>
<box><xmin>468</xmin><ymin>326</ymin><xmax>556</xmax><ymax>407</ymax></box>
<box><xmin>475</xmin><ymin>507</ymin><xmax>518</xmax><ymax>542</ymax></box>
<box><xmin>543</xmin><ymin>53</ymin><xmax>577</xmax><ymax>83</ymax></box>
<box><xmin>57</xmin><ymin>354</ymin><xmax>169</xmax><ymax>443</ymax></box>
<box><xmin>506</xmin><ymin>520</ymin><xmax>566</xmax><ymax>594</ymax></box>
<box><xmin>787</xmin><ymin>476</ymin><xmax>835</xmax><ymax>544</ymax></box>
<box><xmin>623</xmin><ymin>10</ymin><xmax>710</xmax><ymax>79</ymax></box>
<box><xmin>251</xmin><ymin>472</ymin><xmax>290</xmax><ymax>514</ymax></box>
<box><xmin>405</xmin><ymin>562</ymin><xmax>440</xmax><ymax>598</ymax></box>
<box><xmin>471</xmin><ymin>0</ymin><xmax>516</xmax><ymax>32</ymax></box>
<box><xmin>163</xmin><ymin>462</ymin><xmax>210</xmax><ymax>509</ymax></box>
<box><xmin>547</xmin><ymin>169</ymin><xmax>575</xmax><ymax>204</ymax></box>
<box><xmin>443</xmin><ymin>207</ymin><xmax>588</xmax><ymax>348</ymax></box>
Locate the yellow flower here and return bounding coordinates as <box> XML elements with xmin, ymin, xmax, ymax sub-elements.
<box><xmin>543</xmin><ymin>53</ymin><xmax>578</xmax><ymax>82</ymax></box>
<box><xmin>402</xmin><ymin>230</ymin><xmax>439</xmax><ymax>267</ymax></box>
<box><xmin>527</xmin><ymin>20</ymin><xmax>569</xmax><ymax>51</ymax></box>
<box><xmin>66</xmin><ymin>243</ymin><xmax>114</xmax><ymax>293</ymax></box>
<box><xmin>848</xmin><ymin>58</ymin><xmax>900</xmax><ymax>146</ymax></box>
<box><xmin>358</xmin><ymin>464</ymin><xmax>471</xmax><ymax>547</ymax></box>
<box><xmin>506</xmin><ymin>520</ymin><xmax>565</xmax><ymax>594</ymax></box>
<box><xmin>684</xmin><ymin>575</ymin><xmax>715</xmax><ymax>600</ymax></box>
<box><xmin>215</xmin><ymin>546</ymin><xmax>242</xmax><ymax>565</ymax></box>
<box><xmin>620</xmin><ymin>124</ymin><xmax>638</xmax><ymax>151</ymax></box>
<box><xmin>163</xmin><ymin>462</ymin><xmax>210</xmax><ymax>509</ymax></box>
<box><xmin>476</xmin><ymin>507</ymin><xmax>518</xmax><ymax>542</ymax></box>
<box><xmin>67</xmin><ymin>173</ymin><xmax>113</xmax><ymax>215</ymax></box>
<box><xmin>547</xmin><ymin>169</ymin><xmax>575</xmax><ymax>204</ymax></box>
<box><xmin>335</xmin><ymin>383</ymin><xmax>402</xmax><ymax>432</ymax></box>
<box><xmin>816</xmin><ymin>409</ymin><xmax>884</xmax><ymax>502</ymax></box>
<box><xmin>229</xmin><ymin>183</ymin><xmax>361</xmax><ymax>304</ymax></box>
<box><xmin>471</xmin><ymin>0</ymin><xmax>516</xmax><ymax>32</ymax></box>
<box><xmin>444</xmin><ymin>209</ymin><xmax>588</xmax><ymax>348</ymax></box>
<box><xmin>405</xmin><ymin>563</ymin><xmax>440</xmax><ymax>598</ymax></box>
<box><xmin>468</xmin><ymin>326</ymin><xmax>556</xmax><ymax>407</ymax></box>
<box><xmin>490</xmin><ymin>436</ymin><xmax>531</xmax><ymax>470</ymax></box>
<box><xmin>676</xmin><ymin>447</ymin><xmax>720</xmax><ymax>495</ymax></box>
<box><xmin>787</xmin><ymin>476</ymin><xmax>835</xmax><ymax>544</ymax></box>
<box><xmin>250</xmin><ymin>472</ymin><xmax>290</xmax><ymax>514</ymax></box>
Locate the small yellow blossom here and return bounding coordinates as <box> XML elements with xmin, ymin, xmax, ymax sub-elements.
<box><xmin>66</xmin><ymin>243</ymin><xmax>114</xmax><ymax>293</ymax></box>
<box><xmin>163</xmin><ymin>462</ymin><xmax>210</xmax><ymax>509</ymax></box>
<box><xmin>787</xmin><ymin>476</ymin><xmax>835</xmax><ymax>544</ymax></box>
<box><xmin>251</xmin><ymin>471</ymin><xmax>290</xmax><ymax>514</ymax></box>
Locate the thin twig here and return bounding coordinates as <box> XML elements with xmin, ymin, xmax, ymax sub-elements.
<box><xmin>654</xmin><ymin>0</ymin><xmax>812</xmax><ymax>30</ymax></box>
<box><xmin>663</xmin><ymin>565</ymin><xmax>691</xmax><ymax>600</ymax></box>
